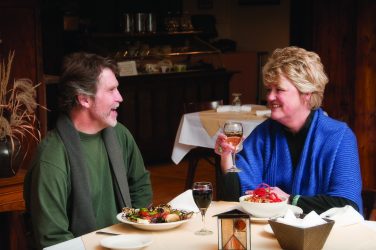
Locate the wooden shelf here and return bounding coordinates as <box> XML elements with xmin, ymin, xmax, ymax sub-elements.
<box><xmin>87</xmin><ymin>30</ymin><xmax>203</xmax><ymax>38</ymax></box>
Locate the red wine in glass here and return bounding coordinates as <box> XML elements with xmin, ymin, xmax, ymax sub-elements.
<box><xmin>192</xmin><ymin>182</ymin><xmax>213</xmax><ymax>235</ymax></box>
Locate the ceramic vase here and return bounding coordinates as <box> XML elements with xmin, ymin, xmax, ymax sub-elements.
<box><xmin>0</xmin><ymin>137</ymin><xmax>21</xmax><ymax>178</ymax></box>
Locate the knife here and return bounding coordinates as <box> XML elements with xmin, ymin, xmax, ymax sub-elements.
<box><xmin>96</xmin><ymin>231</ymin><xmax>120</xmax><ymax>236</ymax></box>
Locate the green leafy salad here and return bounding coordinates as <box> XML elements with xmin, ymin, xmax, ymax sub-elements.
<box><xmin>122</xmin><ymin>204</ymin><xmax>194</xmax><ymax>224</ymax></box>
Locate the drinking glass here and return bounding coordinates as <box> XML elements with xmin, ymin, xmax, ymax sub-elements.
<box><xmin>192</xmin><ymin>182</ymin><xmax>213</xmax><ymax>235</ymax></box>
<box><xmin>223</xmin><ymin>121</ymin><xmax>243</xmax><ymax>172</ymax></box>
<box><xmin>232</xmin><ymin>93</ymin><xmax>242</xmax><ymax>106</ymax></box>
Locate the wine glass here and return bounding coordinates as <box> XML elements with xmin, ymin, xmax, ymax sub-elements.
<box><xmin>232</xmin><ymin>93</ymin><xmax>242</xmax><ymax>106</ymax></box>
<box><xmin>192</xmin><ymin>182</ymin><xmax>213</xmax><ymax>235</ymax></box>
<box><xmin>223</xmin><ymin>121</ymin><xmax>243</xmax><ymax>173</ymax></box>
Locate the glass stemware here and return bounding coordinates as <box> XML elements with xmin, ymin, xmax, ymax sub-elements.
<box><xmin>223</xmin><ymin>121</ymin><xmax>243</xmax><ymax>173</ymax></box>
<box><xmin>232</xmin><ymin>93</ymin><xmax>242</xmax><ymax>106</ymax></box>
<box><xmin>192</xmin><ymin>182</ymin><xmax>213</xmax><ymax>235</ymax></box>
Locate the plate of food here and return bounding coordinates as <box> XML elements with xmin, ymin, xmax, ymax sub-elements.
<box><xmin>117</xmin><ymin>204</ymin><xmax>194</xmax><ymax>231</ymax></box>
<box><xmin>239</xmin><ymin>183</ymin><xmax>303</xmax><ymax>222</ymax></box>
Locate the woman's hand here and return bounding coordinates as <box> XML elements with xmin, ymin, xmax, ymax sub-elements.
<box><xmin>215</xmin><ymin>133</ymin><xmax>237</xmax><ymax>172</ymax></box>
<box><xmin>214</xmin><ymin>133</ymin><xmax>235</xmax><ymax>156</ymax></box>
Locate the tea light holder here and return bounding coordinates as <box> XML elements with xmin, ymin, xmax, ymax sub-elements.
<box><xmin>214</xmin><ymin>209</ymin><xmax>251</xmax><ymax>250</ymax></box>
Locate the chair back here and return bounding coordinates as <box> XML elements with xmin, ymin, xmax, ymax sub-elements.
<box><xmin>362</xmin><ymin>188</ymin><xmax>376</xmax><ymax>220</ymax></box>
<box><xmin>183</xmin><ymin>100</ymin><xmax>223</xmax><ymax>114</ymax></box>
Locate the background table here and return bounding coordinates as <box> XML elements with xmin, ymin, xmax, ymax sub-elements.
<box><xmin>171</xmin><ymin>105</ymin><xmax>267</xmax><ymax>164</ymax></box>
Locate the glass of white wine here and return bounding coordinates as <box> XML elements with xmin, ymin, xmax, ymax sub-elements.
<box><xmin>223</xmin><ymin>121</ymin><xmax>243</xmax><ymax>172</ymax></box>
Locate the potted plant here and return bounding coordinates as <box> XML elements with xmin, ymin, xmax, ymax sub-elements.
<box><xmin>0</xmin><ymin>51</ymin><xmax>42</xmax><ymax>177</ymax></box>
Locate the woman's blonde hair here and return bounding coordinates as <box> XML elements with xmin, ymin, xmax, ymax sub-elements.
<box><xmin>262</xmin><ymin>46</ymin><xmax>328</xmax><ymax>109</ymax></box>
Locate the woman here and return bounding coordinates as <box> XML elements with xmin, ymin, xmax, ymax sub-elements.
<box><xmin>215</xmin><ymin>46</ymin><xmax>363</xmax><ymax>215</ymax></box>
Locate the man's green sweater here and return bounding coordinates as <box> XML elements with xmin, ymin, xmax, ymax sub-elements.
<box><xmin>24</xmin><ymin>123</ymin><xmax>152</xmax><ymax>249</ymax></box>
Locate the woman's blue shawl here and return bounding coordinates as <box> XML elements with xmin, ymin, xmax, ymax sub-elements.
<box><xmin>237</xmin><ymin>108</ymin><xmax>363</xmax><ymax>214</ymax></box>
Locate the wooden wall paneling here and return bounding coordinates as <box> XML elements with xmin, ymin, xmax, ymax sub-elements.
<box><xmin>199</xmin><ymin>78</ymin><xmax>213</xmax><ymax>100</ymax></box>
<box><xmin>290</xmin><ymin>0</ymin><xmax>376</xmax><ymax>190</ymax></box>
<box><xmin>169</xmin><ymin>83</ymin><xmax>185</xmax><ymax>130</ymax></box>
<box><xmin>196</xmin><ymin>52</ymin><xmax>259</xmax><ymax>104</ymax></box>
<box><xmin>138</xmin><ymin>90</ymin><xmax>153</xmax><ymax>141</ymax></box>
<box><xmin>123</xmin><ymin>90</ymin><xmax>137</xmax><ymax>133</ymax></box>
<box><xmin>1</xmin><ymin>1</ymin><xmax>43</xmax><ymax>248</ymax></box>
<box><xmin>290</xmin><ymin>0</ymin><xmax>314</xmax><ymax>50</ymax></box>
<box><xmin>354</xmin><ymin>0</ymin><xmax>376</xmax><ymax>189</ymax></box>
<box><xmin>221</xmin><ymin>52</ymin><xmax>258</xmax><ymax>105</ymax></box>
<box><xmin>153</xmin><ymin>88</ymin><xmax>169</xmax><ymax>139</ymax></box>
<box><xmin>35</xmin><ymin>8</ymin><xmax>47</xmax><ymax>138</ymax></box>
<box><xmin>311</xmin><ymin>0</ymin><xmax>357</xmax><ymax>125</ymax></box>
<box><xmin>184</xmin><ymin>79</ymin><xmax>199</xmax><ymax>101</ymax></box>
<box><xmin>213</xmin><ymin>76</ymin><xmax>229</xmax><ymax>103</ymax></box>
<box><xmin>0</xmin><ymin>3</ymin><xmax>45</xmax><ymax>164</ymax></box>
<box><xmin>0</xmin><ymin>7</ymin><xmax>37</xmax><ymax>80</ymax></box>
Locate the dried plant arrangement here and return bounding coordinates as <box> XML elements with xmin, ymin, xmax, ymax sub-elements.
<box><xmin>0</xmin><ymin>51</ymin><xmax>42</xmax><ymax>174</ymax></box>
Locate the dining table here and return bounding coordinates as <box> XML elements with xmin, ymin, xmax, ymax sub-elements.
<box><xmin>171</xmin><ymin>104</ymin><xmax>269</xmax><ymax>164</ymax></box>
<box><xmin>45</xmin><ymin>201</ymin><xmax>376</xmax><ymax>250</ymax></box>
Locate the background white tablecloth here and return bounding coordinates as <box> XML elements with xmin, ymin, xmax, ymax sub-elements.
<box><xmin>171</xmin><ymin>112</ymin><xmax>264</xmax><ymax>164</ymax></box>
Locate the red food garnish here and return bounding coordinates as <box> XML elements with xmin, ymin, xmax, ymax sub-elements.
<box><xmin>245</xmin><ymin>183</ymin><xmax>282</xmax><ymax>203</ymax></box>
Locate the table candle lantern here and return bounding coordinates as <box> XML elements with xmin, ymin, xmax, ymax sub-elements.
<box><xmin>215</xmin><ymin>209</ymin><xmax>251</xmax><ymax>250</ymax></box>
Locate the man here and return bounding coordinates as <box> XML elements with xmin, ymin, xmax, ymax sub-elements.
<box><xmin>24</xmin><ymin>52</ymin><xmax>153</xmax><ymax>249</ymax></box>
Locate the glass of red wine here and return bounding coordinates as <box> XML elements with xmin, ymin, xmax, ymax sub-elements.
<box><xmin>192</xmin><ymin>181</ymin><xmax>213</xmax><ymax>235</ymax></box>
<box><xmin>223</xmin><ymin>121</ymin><xmax>243</xmax><ymax>172</ymax></box>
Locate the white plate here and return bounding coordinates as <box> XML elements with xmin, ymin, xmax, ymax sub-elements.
<box><xmin>250</xmin><ymin>205</ymin><xmax>303</xmax><ymax>222</ymax></box>
<box><xmin>285</xmin><ymin>204</ymin><xmax>303</xmax><ymax>215</ymax></box>
<box><xmin>250</xmin><ymin>216</ymin><xmax>270</xmax><ymax>223</ymax></box>
<box><xmin>263</xmin><ymin>224</ymin><xmax>274</xmax><ymax>235</ymax></box>
<box><xmin>116</xmin><ymin>213</ymin><xmax>192</xmax><ymax>231</ymax></box>
<box><xmin>100</xmin><ymin>235</ymin><xmax>152</xmax><ymax>250</ymax></box>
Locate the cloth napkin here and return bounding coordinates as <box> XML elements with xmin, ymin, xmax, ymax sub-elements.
<box><xmin>216</xmin><ymin>105</ymin><xmax>252</xmax><ymax>113</ymax></box>
<box><xmin>216</xmin><ymin>105</ymin><xmax>232</xmax><ymax>112</ymax></box>
<box><xmin>168</xmin><ymin>189</ymin><xmax>199</xmax><ymax>213</ymax></box>
<box><xmin>276</xmin><ymin>209</ymin><xmax>327</xmax><ymax>228</ymax></box>
<box><xmin>320</xmin><ymin>205</ymin><xmax>364</xmax><ymax>227</ymax></box>
<box><xmin>255</xmin><ymin>109</ymin><xmax>271</xmax><ymax>117</ymax></box>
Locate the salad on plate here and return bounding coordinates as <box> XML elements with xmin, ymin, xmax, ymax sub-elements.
<box><xmin>121</xmin><ymin>204</ymin><xmax>193</xmax><ymax>224</ymax></box>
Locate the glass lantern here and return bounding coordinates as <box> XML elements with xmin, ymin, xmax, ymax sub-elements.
<box><xmin>215</xmin><ymin>209</ymin><xmax>251</xmax><ymax>250</ymax></box>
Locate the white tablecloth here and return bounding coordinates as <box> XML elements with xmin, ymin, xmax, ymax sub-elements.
<box><xmin>45</xmin><ymin>201</ymin><xmax>376</xmax><ymax>250</ymax></box>
<box><xmin>171</xmin><ymin>111</ymin><xmax>265</xmax><ymax>164</ymax></box>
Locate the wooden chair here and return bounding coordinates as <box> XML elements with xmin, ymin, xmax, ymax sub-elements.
<box><xmin>362</xmin><ymin>188</ymin><xmax>376</xmax><ymax>220</ymax></box>
<box><xmin>183</xmin><ymin>100</ymin><xmax>224</xmax><ymax>200</ymax></box>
